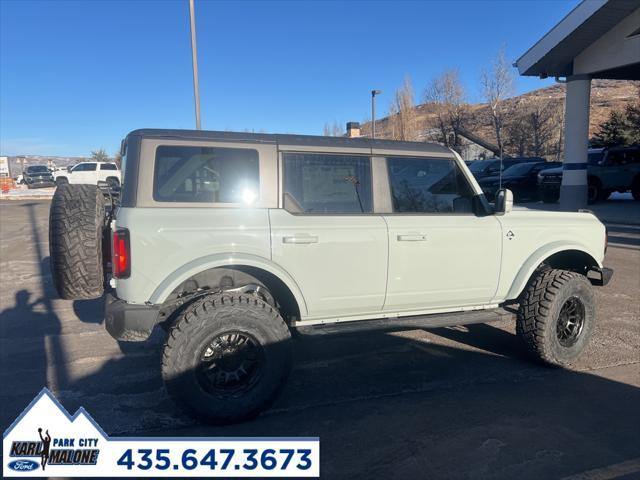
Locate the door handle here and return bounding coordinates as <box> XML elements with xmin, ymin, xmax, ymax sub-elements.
<box><xmin>283</xmin><ymin>235</ymin><xmax>318</xmax><ymax>244</ymax></box>
<box><xmin>397</xmin><ymin>234</ymin><xmax>427</xmax><ymax>242</ymax></box>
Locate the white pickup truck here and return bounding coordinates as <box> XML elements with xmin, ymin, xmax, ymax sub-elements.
<box><xmin>48</xmin><ymin>129</ymin><xmax>612</xmax><ymax>424</ymax></box>
<box><xmin>54</xmin><ymin>161</ymin><xmax>121</xmax><ymax>187</ymax></box>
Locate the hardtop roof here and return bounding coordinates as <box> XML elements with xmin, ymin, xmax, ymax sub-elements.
<box><xmin>126</xmin><ymin>128</ymin><xmax>453</xmax><ymax>155</ymax></box>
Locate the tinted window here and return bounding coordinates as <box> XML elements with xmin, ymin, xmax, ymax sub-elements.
<box><xmin>153</xmin><ymin>145</ymin><xmax>259</xmax><ymax>203</ymax></box>
<box><xmin>26</xmin><ymin>165</ymin><xmax>49</xmax><ymax>173</ymax></box>
<box><xmin>74</xmin><ymin>163</ymin><xmax>97</xmax><ymax>172</ymax></box>
<box><xmin>283</xmin><ymin>153</ymin><xmax>372</xmax><ymax>213</ymax></box>
<box><xmin>387</xmin><ymin>157</ymin><xmax>474</xmax><ymax>213</ymax></box>
<box><xmin>100</xmin><ymin>163</ymin><xmax>117</xmax><ymax>170</ymax></box>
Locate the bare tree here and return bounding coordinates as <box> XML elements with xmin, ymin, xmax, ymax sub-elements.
<box><xmin>389</xmin><ymin>76</ymin><xmax>418</xmax><ymax>141</ymax></box>
<box><xmin>323</xmin><ymin>120</ymin><xmax>343</xmax><ymax>137</ymax></box>
<box><xmin>504</xmin><ymin>97</ymin><xmax>563</xmax><ymax>158</ymax></box>
<box><xmin>423</xmin><ymin>69</ymin><xmax>468</xmax><ymax>151</ymax></box>
<box><xmin>113</xmin><ymin>151</ymin><xmax>123</xmax><ymax>168</ymax></box>
<box><xmin>90</xmin><ymin>148</ymin><xmax>110</xmax><ymax>163</ymax></box>
<box><xmin>480</xmin><ymin>47</ymin><xmax>515</xmax><ymax>158</ymax></box>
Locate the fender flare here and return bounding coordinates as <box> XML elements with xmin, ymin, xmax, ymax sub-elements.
<box><xmin>505</xmin><ymin>241</ymin><xmax>602</xmax><ymax>300</ymax></box>
<box><xmin>148</xmin><ymin>253</ymin><xmax>309</xmax><ymax>316</ymax></box>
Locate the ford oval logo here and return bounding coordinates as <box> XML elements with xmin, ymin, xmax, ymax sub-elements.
<box><xmin>8</xmin><ymin>459</ymin><xmax>39</xmax><ymax>471</ymax></box>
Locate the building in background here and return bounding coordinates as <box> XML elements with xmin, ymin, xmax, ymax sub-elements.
<box><xmin>515</xmin><ymin>0</ymin><xmax>640</xmax><ymax>210</ymax></box>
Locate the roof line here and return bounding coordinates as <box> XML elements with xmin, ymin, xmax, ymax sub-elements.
<box><xmin>515</xmin><ymin>0</ymin><xmax>608</xmax><ymax>75</ymax></box>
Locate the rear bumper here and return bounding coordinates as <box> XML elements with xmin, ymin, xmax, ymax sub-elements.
<box><xmin>589</xmin><ymin>266</ymin><xmax>614</xmax><ymax>286</ymax></box>
<box><xmin>104</xmin><ymin>292</ymin><xmax>159</xmax><ymax>341</ymax></box>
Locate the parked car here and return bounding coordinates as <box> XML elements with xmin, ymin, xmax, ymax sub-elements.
<box><xmin>48</xmin><ymin>129</ymin><xmax>611</xmax><ymax>424</ymax></box>
<box><xmin>478</xmin><ymin>161</ymin><xmax>561</xmax><ymax>202</ymax></box>
<box><xmin>538</xmin><ymin>146</ymin><xmax>640</xmax><ymax>203</ymax></box>
<box><xmin>468</xmin><ymin>157</ymin><xmax>540</xmax><ymax>180</ymax></box>
<box><xmin>23</xmin><ymin>165</ymin><xmax>55</xmax><ymax>189</ymax></box>
<box><xmin>54</xmin><ymin>162</ymin><xmax>121</xmax><ymax>187</ymax></box>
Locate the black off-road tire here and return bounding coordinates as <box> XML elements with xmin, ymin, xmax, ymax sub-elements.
<box><xmin>587</xmin><ymin>179</ymin><xmax>600</xmax><ymax>204</ymax></box>
<box><xmin>162</xmin><ymin>293</ymin><xmax>292</xmax><ymax>424</ymax></box>
<box><xmin>517</xmin><ymin>269</ymin><xmax>595</xmax><ymax>367</ymax></box>
<box><xmin>49</xmin><ymin>184</ymin><xmax>105</xmax><ymax>300</ymax></box>
<box><xmin>106</xmin><ymin>177</ymin><xmax>120</xmax><ymax>188</ymax></box>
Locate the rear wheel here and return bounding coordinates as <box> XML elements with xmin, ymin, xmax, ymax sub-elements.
<box><xmin>49</xmin><ymin>184</ymin><xmax>105</xmax><ymax>299</ymax></box>
<box><xmin>517</xmin><ymin>269</ymin><xmax>595</xmax><ymax>366</ymax></box>
<box><xmin>106</xmin><ymin>177</ymin><xmax>120</xmax><ymax>188</ymax></box>
<box><xmin>162</xmin><ymin>294</ymin><xmax>292</xmax><ymax>424</ymax></box>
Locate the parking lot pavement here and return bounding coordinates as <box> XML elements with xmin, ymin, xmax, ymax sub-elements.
<box><xmin>1</xmin><ymin>199</ymin><xmax>639</xmax><ymax>479</ymax></box>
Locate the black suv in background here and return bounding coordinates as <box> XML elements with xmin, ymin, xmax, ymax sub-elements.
<box><xmin>478</xmin><ymin>161</ymin><xmax>561</xmax><ymax>202</ymax></box>
<box><xmin>23</xmin><ymin>165</ymin><xmax>55</xmax><ymax>189</ymax></box>
<box><xmin>538</xmin><ymin>146</ymin><xmax>640</xmax><ymax>203</ymax></box>
<box><xmin>468</xmin><ymin>157</ymin><xmax>542</xmax><ymax>180</ymax></box>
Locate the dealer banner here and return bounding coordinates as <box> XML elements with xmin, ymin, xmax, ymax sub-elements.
<box><xmin>3</xmin><ymin>388</ymin><xmax>320</xmax><ymax>477</ymax></box>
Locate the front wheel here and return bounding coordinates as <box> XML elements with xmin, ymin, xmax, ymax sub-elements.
<box><xmin>162</xmin><ymin>294</ymin><xmax>292</xmax><ymax>424</ymax></box>
<box><xmin>517</xmin><ymin>269</ymin><xmax>595</xmax><ymax>367</ymax></box>
<box><xmin>587</xmin><ymin>181</ymin><xmax>600</xmax><ymax>204</ymax></box>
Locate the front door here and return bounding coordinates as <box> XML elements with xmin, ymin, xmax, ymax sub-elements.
<box><xmin>382</xmin><ymin>155</ymin><xmax>501</xmax><ymax>311</ymax></box>
<box><xmin>270</xmin><ymin>152</ymin><xmax>388</xmax><ymax>319</ymax></box>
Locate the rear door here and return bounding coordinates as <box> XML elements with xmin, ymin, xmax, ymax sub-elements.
<box><xmin>270</xmin><ymin>150</ymin><xmax>388</xmax><ymax>319</ymax></box>
<box><xmin>382</xmin><ymin>155</ymin><xmax>502</xmax><ymax>311</ymax></box>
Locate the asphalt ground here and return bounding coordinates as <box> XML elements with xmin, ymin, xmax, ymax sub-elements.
<box><xmin>1</xmin><ymin>199</ymin><xmax>638</xmax><ymax>479</ymax></box>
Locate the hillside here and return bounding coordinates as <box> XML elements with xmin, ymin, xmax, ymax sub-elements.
<box><xmin>363</xmin><ymin>79</ymin><xmax>639</xmax><ymax>158</ymax></box>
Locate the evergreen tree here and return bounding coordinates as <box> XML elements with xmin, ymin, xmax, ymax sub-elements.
<box><xmin>590</xmin><ymin>111</ymin><xmax>628</xmax><ymax>147</ymax></box>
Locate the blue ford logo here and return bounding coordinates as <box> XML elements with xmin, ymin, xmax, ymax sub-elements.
<box><xmin>8</xmin><ymin>459</ymin><xmax>39</xmax><ymax>471</ymax></box>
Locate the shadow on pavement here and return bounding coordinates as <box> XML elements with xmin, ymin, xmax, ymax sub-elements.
<box><xmin>1</xmin><ymin>200</ymin><xmax>639</xmax><ymax>479</ymax></box>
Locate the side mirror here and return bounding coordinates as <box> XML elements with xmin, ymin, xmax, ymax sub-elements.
<box><xmin>495</xmin><ymin>188</ymin><xmax>513</xmax><ymax>215</ymax></box>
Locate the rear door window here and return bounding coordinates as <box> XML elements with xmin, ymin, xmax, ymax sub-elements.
<box><xmin>100</xmin><ymin>163</ymin><xmax>118</xmax><ymax>170</ymax></box>
<box><xmin>153</xmin><ymin>145</ymin><xmax>259</xmax><ymax>203</ymax></box>
<box><xmin>283</xmin><ymin>153</ymin><xmax>372</xmax><ymax>214</ymax></box>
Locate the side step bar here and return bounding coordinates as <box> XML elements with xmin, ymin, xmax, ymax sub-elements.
<box><xmin>295</xmin><ymin>307</ymin><xmax>515</xmax><ymax>336</ymax></box>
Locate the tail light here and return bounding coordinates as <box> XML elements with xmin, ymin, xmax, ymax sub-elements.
<box><xmin>112</xmin><ymin>228</ymin><xmax>131</xmax><ymax>279</ymax></box>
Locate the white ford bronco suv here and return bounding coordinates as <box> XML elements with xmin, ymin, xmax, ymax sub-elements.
<box><xmin>48</xmin><ymin>129</ymin><xmax>612</xmax><ymax>424</ymax></box>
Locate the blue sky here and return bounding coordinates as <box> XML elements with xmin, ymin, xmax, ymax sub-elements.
<box><xmin>0</xmin><ymin>0</ymin><xmax>580</xmax><ymax>157</ymax></box>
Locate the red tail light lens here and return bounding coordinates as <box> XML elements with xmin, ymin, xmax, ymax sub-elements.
<box><xmin>112</xmin><ymin>228</ymin><xmax>130</xmax><ymax>279</ymax></box>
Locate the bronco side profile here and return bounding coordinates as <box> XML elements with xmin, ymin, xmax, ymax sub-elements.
<box><xmin>49</xmin><ymin>129</ymin><xmax>612</xmax><ymax>423</ymax></box>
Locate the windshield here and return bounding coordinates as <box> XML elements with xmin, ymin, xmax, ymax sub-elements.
<box><xmin>502</xmin><ymin>162</ymin><xmax>537</xmax><ymax>176</ymax></box>
<box><xmin>26</xmin><ymin>165</ymin><xmax>49</xmax><ymax>173</ymax></box>
<box><xmin>588</xmin><ymin>151</ymin><xmax>604</xmax><ymax>164</ymax></box>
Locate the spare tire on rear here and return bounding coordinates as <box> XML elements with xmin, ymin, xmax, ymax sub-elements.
<box><xmin>49</xmin><ymin>184</ymin><xmax>106</xmax><ymax>300</ymax></box>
